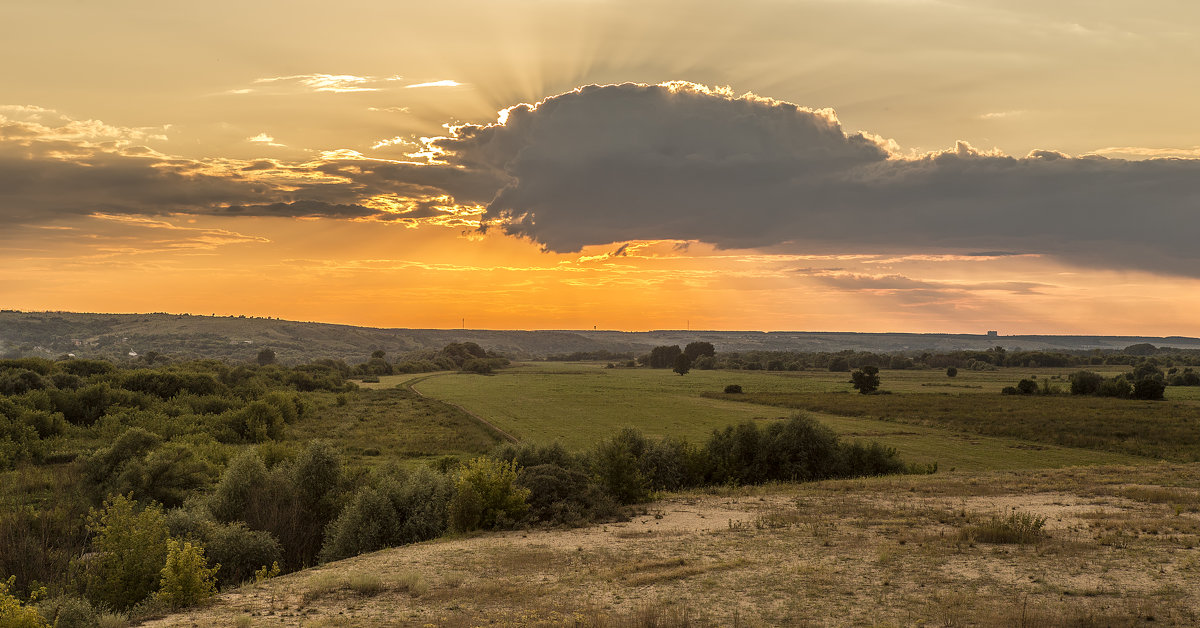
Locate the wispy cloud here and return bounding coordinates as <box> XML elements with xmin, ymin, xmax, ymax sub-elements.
<box><xmin>404</xmin><ymin>80</ymin><xmax>464</xmax><ymax>89</ymax></box>
<box><xmin>979</xmin><ymin>110</ymin><xmax>1026</xmax><ymax>120</ymax></box>
<box><xmin>253</xmin><ymin>74</ymin><xmax>378</xmax><ymax>93</ymax></box>
<box><xmin>1092</xmin><ymin>145</ymin><xmax>1200</xmax><ymax>159</ymax></box>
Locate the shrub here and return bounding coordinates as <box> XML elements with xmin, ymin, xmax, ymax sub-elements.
<box><xmin>1132</xmin><ymin>378</ymin><xmax>1166</xmax><ymax>401</ymax></box>
<box><xmin>320</xmin><ymin>488</ymin><xmax>399</xmax><ymax>561</ymax></box>
<box><xmin>1069</xmin><ymin>371</ymin><xmax>1103</xmax><ymax>395</ymax></box>
<box><xmin>946</xmin><ymin>367</ymin><xmax>958</xmax><ymax>378</ymax></box>
<box><xmin>1098</xmin><ymin>376</ymin><xmax>1132</xmax><ymax>398</ymax></box>
<box><xmin>320</xmin><ymin>467</ymin><xmax>451</xmax><ymax>563</ymax></box>
<box><xmin>448</xmin><ymin>457</ymin><xmax>529</xmax><ymax>532</ymax></box>
<box><xmin>723</xmin><ymin>384</ymin><xmax>743</xmax><ymax>394</ymax></box>
<box><xmin>959</xmin><ymin>510</ymin><xmax>1046</xmax><ymax>545</ymax></box>
<box><xmin>589</xmin><ymin>431</ymin><xmax>650</xmax><ymax>504</ymax></box>
<box><xmin>516</xmin><ymin>464</ymin><xmax>618</xmax><ymax>526</ymax></box>
<box><xmin>0</xmin><ymin>576</ymin><xmax>48</xmax><ymax>628</ymax></box>
<box><xmin>36</xmin><ymin>595</ymin><xmax>96</xmax><ymax>628</ymax></box>
<box><xmin>156</xmin><ymin>538</ymin><xmax>219</xmax><ymax>610</ymax></box>
<box><xmin>84</xmin><ymin>495</ymin><xmax>171</xmax><ymax>611</ymax></box>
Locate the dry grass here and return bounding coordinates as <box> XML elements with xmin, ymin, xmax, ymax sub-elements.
<box><xmin>143</xmin><ymin>462</ymin><xmax>1200</xmax><ymax>627</ymax></box>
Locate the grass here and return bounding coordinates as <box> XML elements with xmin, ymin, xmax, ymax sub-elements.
<box><xmin>289</xmin><ymin>387</ymin><xmax>501</xmax><ymax>467</ymax></box>
<box><xmin>412</xmin><ymin>362</ymin><xmax>1148</xmax><ymax>471</ymax></box>
<box><xmin>724</xmin><ymin>390</ymin><xmax>1200</xmax><ymax>461</ymax></box>
<box><xmin>959</xmin><ymin>509</ymin><xmax>1047</xmax><ymax>545</ymax></box>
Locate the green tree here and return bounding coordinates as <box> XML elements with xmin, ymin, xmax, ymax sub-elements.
<box><xmin>682</xmin><ymin>342</ymin><xmax>715</xmax><ymax>361</ymax></box>
<box><xmin>255</xmin><ymin>348</ymin><xmax>277</xmax><ymax>366</ymax></box>
<box><xmin>850</xmin><ymin>366</ymin><xmax>880</xmax><ymax>394</ymax></box>
<box><xmin>156</xmin><ymin>538</ymin><xmax>219</xmax><ymax>609</ymax></box>
<box><xmin>946</xmin><ymin>366</ymin><xmax>958</xmax><ymax>378</ymax></box>
<box><xmin>645</xmin><ymin>345</ymin><xmax>683</xmax><ymax>369</ymax></box>
<box><xmin>672</xmin><ymin>353</ymin><xmax>692</xmax><ymax>376</ymax></box>
<box><xmin>84</xmin><ymin>495</ymin><xmax>171</xmax><ymax>611</ymax></box>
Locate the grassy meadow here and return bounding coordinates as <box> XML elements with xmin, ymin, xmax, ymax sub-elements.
<box><xmin>405</xmin><ymin>362</ymin><xmax>1154</xmax><ymax>472</ymax></box>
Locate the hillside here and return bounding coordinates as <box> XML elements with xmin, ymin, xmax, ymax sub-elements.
<box><xmin>4</xmin><ymin>310</ymin><xmax>1199</xmax><ymax>365</ymax></box>
<box><xmin>144</xmin><ymin>463</ymin><xmax>1200</xmax><ymax>626</ymax></box>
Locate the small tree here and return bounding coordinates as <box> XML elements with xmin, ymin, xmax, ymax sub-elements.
<box><xmin>850</xmin><ymin>366</ymin><xmax>880</xmax><ymax>394</ymax></box>
<box><xmin>156</xmin><ymin>539</ymin><xmax>219</xmax><ymax>610</ymax></box>
<box><xmin>85</xmin><ymin>495</ymin><xmax>171</xmax><ymax>611</ymax></box>
<box><xmin>946</xmin><ymin>367</ymin><xmax>958</xmax><ymax>378</ymax></box>
<box><xmin>255</xmin><ymin>348</ymin><xmax>277</xmax><ymax>366</ymax></box>
<box><xmin>448</xmin><ymin>458</ymin><xmax>530</xmax><ymax>532</ymax></box>
<box><xmin>672</xmin><ymin>353</ymin><xmax>692</xmax><ymax>376</ymax></box>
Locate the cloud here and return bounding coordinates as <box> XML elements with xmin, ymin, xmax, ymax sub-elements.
<box><xmin>404</xmin><ymin>80</ymin><xmax>464</xmax><ymax>89</ymax></box>
<box><xmin>248</xmin><ymin>133</ymin><xmax>285</xmax><ymax>147</ymax></box>
<box><xmin>0</xmin><ymin>106</ymin><xmax>494</xmax><ymax>227</ymax></box>
<box><xmin>405</xmin><ymin>82</ymin><xmax>1200</xmax><ymax>277</ymax></box>
<box><xmin>252</xmin><ymin>74</ymin><xmax>380</xmax><ymax>93</ymax></box>
<box><xmin>806</xmin><ymin>271</ymin><xmax>1047</xmax><ymax>295</ymax></box>
<box><xmin>8</xmin><ymin>84</ymin><xmax>1200</xmax><ymax>280</ymax></box>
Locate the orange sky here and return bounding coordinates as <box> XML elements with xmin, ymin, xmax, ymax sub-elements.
<box><xmin>4</xmin><ymin>2</ymin><xmax>1200</xmax><ymax>335</ymax></box>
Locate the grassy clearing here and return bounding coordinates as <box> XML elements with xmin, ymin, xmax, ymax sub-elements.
<box><xmin>143</xmin><ymin>462</ymin><xmax>1200</xmax><ymax>627</ymax></box>
<box><xmin>413</xmin><ymin>362</ymin><xmax>1146</xmax><ymax>471</ymax></box>
<box><xmin>724</xmin><ymin>390</ymin><xmax>1200</xmax><ymax>461</ymax></box>
<box><xmin>289</xmin><ymin>387</ymin><xmax>500</xmax><ymax>467</ymax></box>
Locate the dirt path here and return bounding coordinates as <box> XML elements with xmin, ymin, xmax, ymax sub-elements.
<box><xmin>407</xmin><ymin>373</ymin><xmax>521</xmax><ymax>444</ymax></box>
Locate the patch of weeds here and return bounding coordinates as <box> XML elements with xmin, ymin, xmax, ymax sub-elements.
<box><xmin>959</xmin><ymin>509</ymin><xmax>1046</xmax><ymax>545</ymax></box>
<box><xmin>347</xmin><ymin>573</ymin><xmax>385</xmax><ymax>596</ymax></box>
<box><xmin>393</xmin><ymin>571</ymin><xmax>429</xmax><ymax>597</ymax></box>
<box><xmin>301</xmin><ymin>573</ymin><xmax>340</xmax><ymax>602</ymax></box>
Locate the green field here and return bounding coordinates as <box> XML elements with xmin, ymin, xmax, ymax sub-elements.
<box><xmin>409</xmin><ymin>362</ymin><xmax>1150</xmax><ymax>471</ymax></box>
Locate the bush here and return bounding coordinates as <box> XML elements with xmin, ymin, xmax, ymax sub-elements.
<box><xmin>1016</xmin><ymin>379</ymin><xmax>1038</xmax><ymax>395</ymax></box>
<box><xmin>1069</xmin><ymin>371</ymin><xmax>1103</xmax><ymax>395</ymax></box>
<box><xmin>946</xmin><ymin>367</ymin><xmax>957</xmax><ymax>378</ymax></box>
<box><xmin>36</xmin><ymin>595</ymin><xmax>96</xmax><ymax>628</ymax></box>
<box><xmin>320</xmin><ymin>467</ymin><xmax>451</xmax><ymax>562</ymax></box>
<box><xmin>0</xmin><ymin>576</ymin><xmax>48</xmax><ymax>628</ymax></box>
<box><xmin>1098</xmin><ymin>377</ymin><xmax>1132</xmax><ymax>398</ymax></box>
<box><xmin>1132</xmin><ymin>378</ymin><xmax>1166</xmax><ymax>401</ymax></box>
<box><xmin>516</xmin><ymin>464</ymin><xmax>617</xmax><ymax>526</ymax></box>
<box><xmin>84</xmin><ymin>495</ymin><xmax>171</xmax><ymax>611</ymax></box>
<box><xmin>156</xmin><ymin>538</ymin><xmax>218</xmax><ymax>609</ymax></box>
<box><xmin>723</xmin><ymin>384</ymin><xmax>743</xmax><ymax>394</ymax></box>
<box><xmin>589</xmin><ymin>430</ymin><xmax>650</xmax><ymax>504</ymax></box>
<box><xmin>448</xmin><ymin>457</ymin><xmax>529</xmax><ymax>532</ymax></box>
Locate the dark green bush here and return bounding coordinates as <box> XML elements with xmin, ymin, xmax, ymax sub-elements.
<box><xmin>516</xmin><ymin>464</ymin><xmax>618</xmax><ymax>526</ymax></box>
<box><xmin>589</xmin><ymin>430</ymin><xmax>650</xmax><ymax>504</ymax></box>
<box><xmin>1069</xmin><ymin>370</ymin><xmax>1104</xmax><ymax>395</ymax></box>
<box><xmin>723</xmin><ymin>384</ymin><xmax>743</xmax><ymax>394</ymax></box>
<box><xmin>1133</xmin><ymin>378</ymin><xmax>1166</xmax><ymax>401</ymax></box>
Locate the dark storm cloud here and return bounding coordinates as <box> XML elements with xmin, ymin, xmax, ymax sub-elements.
<box><xmin>419</xmin><ymin>82</ymin><xmax>1200</xmax><ymax>276</ymax></box>
<box><xmin>6</xmin><ymin>84</ymin><xmax>1200</xmax><ymax>278</ymax></box>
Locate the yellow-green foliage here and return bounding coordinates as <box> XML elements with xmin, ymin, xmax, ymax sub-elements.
<box><xmin>0</xmin><ymin>576</ymin><xmax>48</xmax><ymax>628</ymax></box>
<box><xmin>449</xmin><ymin>457</ymin><xmax>530</xmax><ymax>532</ymax></box>
<box><xmin>84</xmin><ymin>494</ymin><xmax>171</xmax><ymax>611</ymax></box>
<box><xmin>157</xmin><ymin>538</ymin><xmax>219</xmax><ymax>609</ymax></box>
<box><xmin>253</xmin><ymin>561</ymin><xmax>281</xmax><ymax>583</ymax></box>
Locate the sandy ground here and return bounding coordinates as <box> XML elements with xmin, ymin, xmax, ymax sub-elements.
<box><xmin>142</xmin><ymin>466</ymin><xmax>1200</xmax><ymax>627</ymax></box>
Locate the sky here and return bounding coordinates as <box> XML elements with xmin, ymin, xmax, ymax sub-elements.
<box><xmin>4</xmin><ymin>0</ymin><xmax>1200</xmax><ymax>335</ymax></box>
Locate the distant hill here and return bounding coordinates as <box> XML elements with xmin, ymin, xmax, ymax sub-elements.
<box><xmin>2</xmin><ymin>310</ymin><xmax>1198</xmax><ymax>363</ymax></box>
